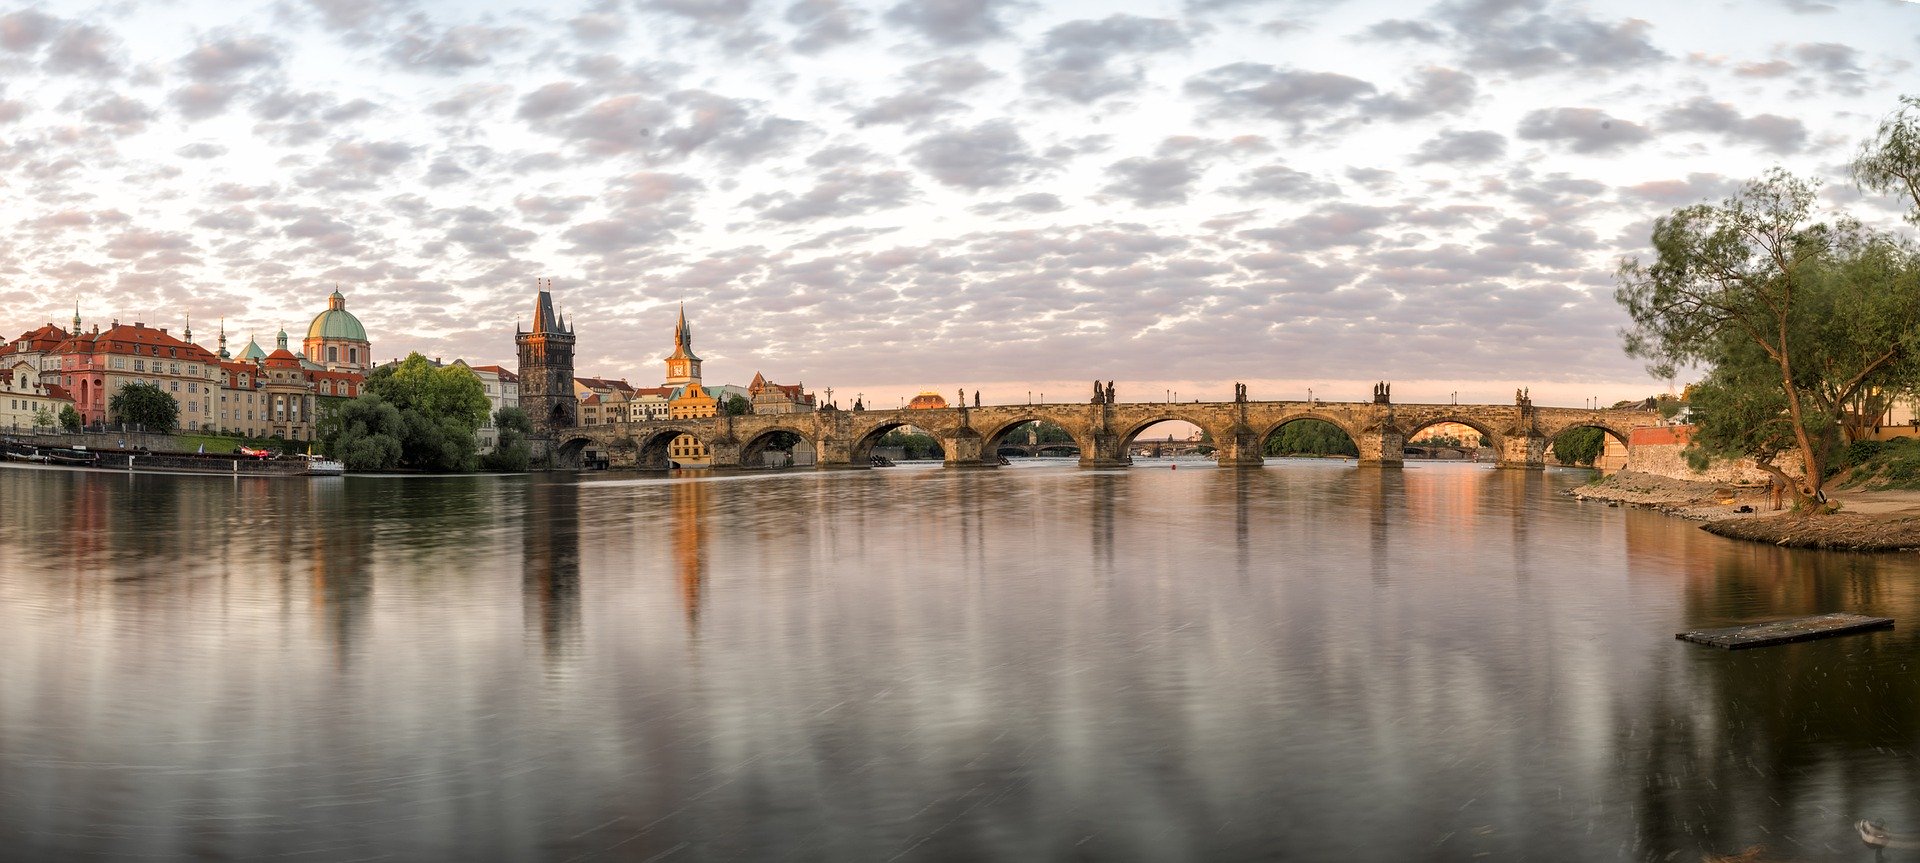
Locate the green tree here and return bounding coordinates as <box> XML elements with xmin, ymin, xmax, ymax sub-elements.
<box><xmin>1410</xmin><ymin>434</ymin><xmax>1463</xmax><ymax>448</ymax></box>
<box><xmin>59</xmin><ymin>404</ymin><xmax>81</xmax><ymax>431</ymax></box>
<box><xmin>32</xmin><ymin>407</ymin><xmax>53</xmax><ymax>429</ymax></box>
<box><xmin>723</xmin><ymin>394</ymin><xmax>750</xmax><ymax>416</ymax></box>
<box><xmin>481</xmin><ymin>406</ymin><xmax>533</xmax><ymax>472</ymax></box>
<box><xmin>1264</xmin><ymin>419</ymin><xmax>1358</xmax><ymax>456</ymax></box>
<box><xmin>1616</xmin><ymin>166</ymin><xmax>1920</xmax><ymax>508</ymax></box>
<box><xmin>1551</xmin><ymin>427</ymin><xmax>1606</xmax><ymax>467</ymax></box>
<box><xmin>1852</xmin><ymin>95</ymin><xmax>1920</xmax><ymax>226</ymax></box>
<box><xmin>1006</xmin><ymin>420</ymin><xmax>1072</xmax><ymax>443</ymax></box>
<box><xmin>879</xmin><ymin>429</ymin><xmax>942</xmax><ymax>459</ymax></box>
<box><xmin>318</xmin><ymin>396</ymin><xmax>405</xmax><ymax>471</ymax></box>
<box><xmin>364</xmin><ymin>354</ymin><xmax>491</xmax><ymax>429</ymax></box>
<box><xmin>336</xmin><ymin>354</ymin><xmax>491</xmax><ymax>471</ymax></box>
<box><xmin>108</xmin><ymin>382</ymin><xmax>178</xmax><ymax>432</ymax></box>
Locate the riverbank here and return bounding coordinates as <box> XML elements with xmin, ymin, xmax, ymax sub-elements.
<box><xmin>1571</xmin><ymin>470</ymin><xmax>1920</xmax><ymax>552</ymax></box>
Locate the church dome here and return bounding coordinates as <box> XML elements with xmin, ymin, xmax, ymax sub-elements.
<box><xmin>306</xmin><ymin>291</ymin><xmax>367</xmax><ymax>343</ymax></box>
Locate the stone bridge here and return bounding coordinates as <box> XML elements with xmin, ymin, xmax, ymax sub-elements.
<box><xmin>544</xmin><ymin>398</ymin><xmax>1661</xmax><ymax>471</ymax></box>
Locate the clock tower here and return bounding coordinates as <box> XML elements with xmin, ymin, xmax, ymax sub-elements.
<box><xmin>664</xmin><ymin>304</ymin><xmax>701</xmax><ymax>388</ymax></box>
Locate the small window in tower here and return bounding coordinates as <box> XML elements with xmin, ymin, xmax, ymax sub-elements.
<box><xmin>328</xmin><ymin>346</ymin><xmax>338</xmax><ymax>363</ymax></box>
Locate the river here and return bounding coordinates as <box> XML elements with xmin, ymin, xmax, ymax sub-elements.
<box><xmin>1</xmin><ymin>459</ymin><xmax>1917</xmax><ymax>861</ymax></box>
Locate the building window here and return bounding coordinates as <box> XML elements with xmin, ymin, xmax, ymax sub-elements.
<box><xmin>349</xmin><ymin>347</ymin><xmax>358</xmax><ymax>364</ymax></box>
<box><xmin>328</xmin><ymin>346</ymin><xmax>338</xmax><ymax>363</ymax></box>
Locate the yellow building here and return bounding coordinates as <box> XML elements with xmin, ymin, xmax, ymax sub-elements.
<box><xmin>667</xmin><ymin>383</ymin><xmax>718</xmax><ymax>466</ymax></box>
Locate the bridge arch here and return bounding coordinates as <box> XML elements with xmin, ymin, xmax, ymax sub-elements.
<box><xmin>1535</xmin><ymin>418</ymin><xmax>1632</xmax><ymax>448</ymax></box>
<box><xmin>1116</xmin><ymin>412</ymin><xmax>1229</xmax><ymax>456</ymax></box>
<box><xmin>975</xmin><ymin>412</ymin><xmax>1095</xmax><ymax>464</ymax></box>
<box><xmin>847</xmin><ymin>416</ymin><xmax>959</xmax><ymax>463</ymax></box>
<box><xmin>1399</xmin><ymin>415</ymin><xmax>1504</xmax><ymax>455</ymax></box>
<box><xmin>1258</xmin><ymin>413</ymin><xmax>1363</xmax><ymax>459</ymax></box>
<box><xmin>738</xmin><ymin>425</ymin><xmax>816</xmax><ymax>468</ymax></box>
<box><xmin>574</xmin><ymin>425</ymin><xmax>711</xmax><ymax>470</ymax></box>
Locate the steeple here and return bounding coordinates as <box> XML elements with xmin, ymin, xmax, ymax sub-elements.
<box><xmin>276</xmin><ymin>329</ymin><xmax>289</xmax><ymax>352</ymax></box>
<box><xmin>663</xmin><ymin>303</ymin><xmax>702</xmax><ymax>388</ymax></box>
<box><xmin>183</xmin><ymin>313</ymin><xmax>191</xmax><ymax>344</ymax></box>
<box><xmin>217</xmin><ymin>319</ymin><xmax>229</xmax><ymax>359</ymax></box>
<box><xmin>71</xmin><ymin>303</ymin><xmax>80</xmax><ymax>335</ymax></box>
<box><xmin>529</xmin><ymin>279</ymin><xmax>568</xmax><ymax>335</ymax></box>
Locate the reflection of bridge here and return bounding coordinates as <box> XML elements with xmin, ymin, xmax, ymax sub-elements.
<box><xmin>545</xmin><ymin>398</ymin><xmax>1660</xmax><ymax>471</ymax></box>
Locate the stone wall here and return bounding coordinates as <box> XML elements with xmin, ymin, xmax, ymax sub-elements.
<box><xmin>1625</xmin><ymin>426</ymin><xmax>1775</xmax><ymax>485</ymax></box>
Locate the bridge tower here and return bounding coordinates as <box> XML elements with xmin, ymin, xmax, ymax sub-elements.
<box><xmin>517</xmin><ymin>283</ymin><xmax>577</xmax><ymax>447</ymax></box>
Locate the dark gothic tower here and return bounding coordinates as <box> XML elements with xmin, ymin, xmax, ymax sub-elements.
<box><xmin>517</xmin><ymin>281</ymin><xmax>577</xmax><ymax>439</ymax></box>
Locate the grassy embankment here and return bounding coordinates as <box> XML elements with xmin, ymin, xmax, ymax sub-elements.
<box><xmin>1835</xmin><ymin>438</ymin><xmax>1920</xmax><ymax>491</ymax></box>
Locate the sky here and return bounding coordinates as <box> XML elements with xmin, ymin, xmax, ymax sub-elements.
<box><xmin>1</xmin><ymin>0</ymin><xmax>1917</xmax><ymax>410</ymax></box>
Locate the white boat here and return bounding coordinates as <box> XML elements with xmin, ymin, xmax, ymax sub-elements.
<box><xmin>304</xmin><ymin>458</ymin><xmax>345</xmax><ymax>476</ymax></box>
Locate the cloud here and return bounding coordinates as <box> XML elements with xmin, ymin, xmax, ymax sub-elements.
<box><xmin>853</xmin><ymin>55</ymin><xmax>997</xmax><ymax>128</ymax></box>
<box><xmin>1102</xmin><ymin>156</ymin><xmax>1200</xmax><ymax>207</ymax></box>
<box><xmin>884</xmin><ymin>0</ymin><xmax>1017</xmax><ymax>46</ymax></box>
<box><xmin>1361</xmin><ymin>67</ymin><xmax>1476</xmax><ymax>120</ymax></box>
<box><xmin>787</xmin><ymin>0</ymin><xmax>867</xmax><ymax>53</ymax></box>
<box><xmin>1373</xmin><ymin>1</ymin><xmax>1668</xmax><ymax>77</ymax></box>
<box><xmin>908</xmin><ymin>119</ymin><xmax>1044</xmax><ymax>188</ymax></box>
<box><xmin>84</xmin><ymin>94</ymin><xmax>156</xmax><ymax>132</ymax></box>
<box><xmin>1185</xmin><ymin>63</ymin><xmax>1377</xmax><ymax>132</ymax></box>
<box><xmin>1411</xmin><ymin>129</ymin><xmax>1507</xmax><ymax>164</ymax></box>
<box><xmin>1791</xmin><ymin>42</ymin><xmax>1866</xmax><ymax>94</ymax></box>
<box><xmin>1658</xmin><ymin>97</ymin><xmax>1806</xmax><ymax>154</ymax></box>
<box><xmin>1515</xmin><ymin>107</ymin><xmax>1650</xmax><ymax>154</ymax></box>
<box><xmin>1024</xmin><ymin>14</ymin><xmax>1188</xmax><ymax>104</ymax></box>
<box><xmin>1220</xmin><ymin>163</ymin><xmax>1341</xmax><ymax>200</ymax></box>
<box><xmin>0</xmin><ymin>9</ymin><xmax>58</xmax><ymax>52</ymax></box>
<box><xmin>171</xmin><ymin>83</ymin><xmax>242</xmax><ymax>120</ymax></box>
<box><xmin>747</xmin><ymin>168</ymin><xmax>916</xmax><ymax>221</ymax></box>
<box><xmin>180</xmin><ymin>36</ymin><xmax>279</xmax><ymax>81</ymax></box>
<box><xmin>43</xmin><ymin>24</ymin><xmax>119</xmax><ymax>76</ymax></box>
<box><xmin>387</xmin><ymin>24</ymin><xmax>511</xmax><ymax>73</ymax></box>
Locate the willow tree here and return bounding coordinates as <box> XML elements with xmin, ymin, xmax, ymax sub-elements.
<box><xmin>1616</xmin><ymin>169</ymin><xmax>1920</xmax><ymax>508</ymax></box>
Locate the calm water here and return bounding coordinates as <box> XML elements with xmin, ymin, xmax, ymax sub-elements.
<box><xmin>3</xmin><ymin>459</ymin><xmax>1919</xmax><ymax>862</ymax></box>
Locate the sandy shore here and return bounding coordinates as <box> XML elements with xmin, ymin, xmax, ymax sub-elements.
<box><xmin>1569</xmin><ymin>471</ymin><xmax>1920</xmax><ymax>552</ymax></box>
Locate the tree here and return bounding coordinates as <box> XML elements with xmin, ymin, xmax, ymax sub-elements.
<box><xmin>723</xmin><ymin>394</ymin><xmax>750</xmax><ymax>416</ymax></box>
<box><xmin>481</xmin><ymin>406</ymin><xmax>533</xmax><ymax>472</ymax></box>
<box><xmin>1551</xmin><ymin>427</ymin><xmax>1606</xmax><ymax>467</ymax></box>
<box><xmin>108</xmin><ymin>382</ymin><xmax>178</xmax><ymax>432</ymax></box>
<box><xmin>332</xmin><ymin>354</ymin><xmax>491</xmax><ymax>472</ymax></box>
<box><xmin>32</xmin><ymin>407</ymin><xmax>53</xmax><ymax>429</ymax></box>
<box><xmin>318</xmin><ymin>396</ymin><xmax>404</xmax><ymax>471</ymax></box>
<box><xmin>1852</xmin><ymin>95</ymin><xmax>1920</xmax><ymax>225</ymax></box>
<box><xmin>1264</xmin><ymin>419</ymin><xmax>1358</xmax><ymax>456</ymax></box>
<box><xmin>1616</xmin><ymin>166</ymin><xmax>1920</xmax><ymax>508</ymax></box>
<box><xmin>59</xmin><ymin>404</ymin><xmax>80</xmax><ymax>431</ymax></box>
<box><xmin>1007</xmin><ymin>420</ymin><xmax>1072</xmax><ymax>443</ymax></box>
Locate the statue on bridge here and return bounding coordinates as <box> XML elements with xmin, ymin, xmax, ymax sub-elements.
<box><xmin>1373</xmin><ymin>381</ymin><xmax>1391</xmax><ymax>404</ymax></box>
<box><xmin>1092</xmin><ymin>380</ymin><xmax>1104</xmax><ymax>404</ymax></box>
<box><xmin>1105</xmin><ymin>381</ymin><xmax>1115</xmax><ymax>404</ymax></box>
<box><xmin>1234</xmin><ymin>382</ymin><xmax>1246</xmax><ymax>403</ymax></box>
<box><xmin>974</xmin><ymin>391</ymin><xmax>981</xmax><ymax>408</ymax></box>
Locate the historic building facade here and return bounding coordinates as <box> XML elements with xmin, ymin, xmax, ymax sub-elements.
<box><xmin>1</xmin><ymin>360</ymin><xmax>74</xmax><ymax>430</ymax></box>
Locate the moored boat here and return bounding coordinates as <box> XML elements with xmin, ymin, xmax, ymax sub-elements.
<box><xmin>305</xmin><ymin>458</ymin><xmax>345</xmax><ymax>476</ymax></box>
<box><xmin>45</xmin><ymin>447</ymin><xmax>98</xmax><ymax>466</ymax></box>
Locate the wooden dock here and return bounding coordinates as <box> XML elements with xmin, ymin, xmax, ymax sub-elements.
<box><xmin>1677</xmin><ymin>613</ymin><xmax>1894</xmax><ymax>650</ymax></box>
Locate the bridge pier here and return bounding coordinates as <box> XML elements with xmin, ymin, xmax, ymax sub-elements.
<box><xmin>1213</xmin><ymin>423</ymin><xmax>1265</xmax><ymax>469</ymax></box>
<box><xmin>1496</xmin><ymin>434</ymin><xmax>1548</xmax><ymax>470</ymax></box>
<box><xmin>814</xmin><ymin>437</ymin><xmax>867</xmax><ymax>470</ymax></box>
<box><xmin>1355</xmin><ymin>427</ymin><xmax>1404</xmax><ymax>469</ymax></box>
<box><xmin>1078</xmin><ymin>432</ymin><xmax>1131</xmax><ymax>469</ymax></box>
<box><xmin>943</xmin><ymin>428</ymin><xmax>999</xmax><ymax>469</ymax></box>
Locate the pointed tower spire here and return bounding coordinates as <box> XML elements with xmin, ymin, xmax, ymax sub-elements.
<box><xmin>72</xmin><ymin>302</ymin><xmax>80</xmax><ymax>335</ymax></box>
<box><xmin>218</xmin><ymin>318</ymin><xmax>229</xmax><ymax>359</ymax></box>
<box><xmin>183</xmin><ymin>312</ymin><xmax>192</xmax><ymax>343</ymax></box>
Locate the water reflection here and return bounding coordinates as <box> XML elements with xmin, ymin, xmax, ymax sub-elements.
<box><xmin>523</xmin><ymin>477</ymin><xmax>580</xmax><ymax>659</ymax></box>
<box><xmin>2</xmin><ymin>462</ymin><xmax>1919</xmax><ymax>860</ymax></box>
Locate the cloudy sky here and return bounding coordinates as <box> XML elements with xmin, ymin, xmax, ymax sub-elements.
<box><xmin>2</xmin><ymin>0</ymin><xmax>1916</xmax><ymax>408</ymax></box>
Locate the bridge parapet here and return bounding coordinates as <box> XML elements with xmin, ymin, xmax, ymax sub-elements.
<box><xmin>545</xmin><ymin>400</ymin><xmax>1665</xmax><ymax>472</ymax></box>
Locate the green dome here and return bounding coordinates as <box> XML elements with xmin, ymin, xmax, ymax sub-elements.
<box><xmin>307</xmin><ymin>291</ymin><xmax>368</xmax><ymax>342</ymax></box>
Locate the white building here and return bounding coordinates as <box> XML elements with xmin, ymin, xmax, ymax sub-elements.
<box><xmin>1</xmin><ymin>360</ymin><xmax>75</xmax><ymax>431</ymax></box>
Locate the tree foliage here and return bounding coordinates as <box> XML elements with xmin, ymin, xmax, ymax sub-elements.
<box><xmin>321</xmin><ymin>354</ymin><xmax>491</xmax><ymax>472</ymax></box>
<box><xmin>481</xmin><ymin>406</ymin><xmax>533</xmax><ymax>472</ymax></box>
<box><xmin>1616</xmin><ymin>151</ymin><xmax>1920</xmax><ymax>509</ymax></box>
<box><xmin>1551</xmin><ymin>427</ymin><xmax>1607</xmax><ymax>467</ymax></box>
<box><xmin>1264</xmin><ymin>419</ymin><xmax>1357</xmax><ymax>457</ymax></box>
<box><xmin>879</xmin><ymin>429</ymin><xmax>942</xmax><ymax>459</ymax></box>
<box><xmin>108</xmin><ymin>382</ymin><xmax>178</xmax><ymax>431</ymax></box>
<box><xmin>59</xmin><ymin>404</ymin><xmax>81</xmax><ymax>431</ymax></box>
<box><xmin>723</xmin><ymin>394</ymin><xmax>750</xmax><ymax>416</ymax></box>
<box><xmin>1006</xmin><ymin>420</ymin><xmax>1073</xmax><ymax>443</ymax></box>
